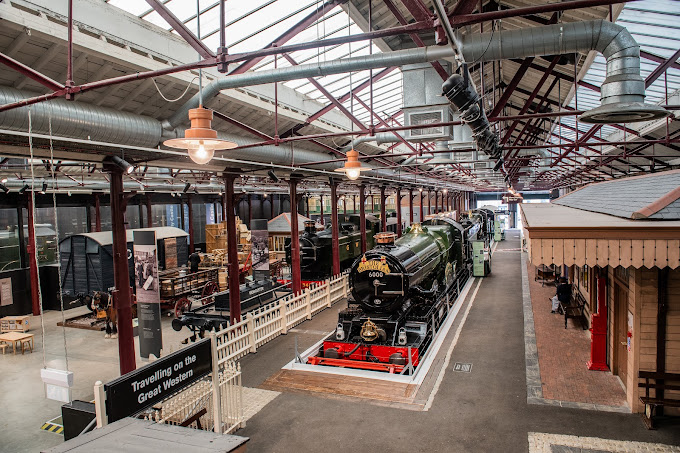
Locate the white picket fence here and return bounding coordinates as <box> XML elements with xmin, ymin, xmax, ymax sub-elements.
<box><xmin>142</xmin><ymin>361</ymin><xmax>243</xmax><ymax>434</ymax></box>
<box><xmin>214</xmin><ymin>273</ymin><xmax>349</xmax><ymax>365</ymax></box>
<box><xmin>93</xmin><ymin>274</ymin><xmax>348</xmax><ymax>436</ymax></box>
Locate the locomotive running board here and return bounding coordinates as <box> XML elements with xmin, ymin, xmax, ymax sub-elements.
<box><xmin>282</xmin><ymin>276</ymin><xmax>476</xmax><ymax>385</ymax></box>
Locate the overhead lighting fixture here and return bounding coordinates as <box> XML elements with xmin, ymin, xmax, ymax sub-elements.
<box><xmin>335</xmin><ymin>149</ymin><xmax>369</xmax><ymax>181</ymax></box>
<box><xmin>163</xmin><ymin>107</ymin><xmax>237</xmax><ymax>165</ymax></box>
<box><xmin>183</xmin><ymin>183</ymin><xmax>191</xmax><ymax>193</ymax></box>
<box><xmin>110</xmin><ymin>155</ymin><xmax>135</xmax><ymax>174</ymax></box>
<box><xmin>268</xmin><ymin>170</ymin><xmax>280</xmax><ymax>183</ymax></box>
<box><xmin>263</xmin><ymin>193</ymin><xmax>268</xmax><ymax>198</ymax></box>
<box><xmin>0</xmin><ymin>183</ymin><xmax>8</xmax><ymax>194</ymax></box>
<box><xmin>19</xmin><ymin>184</ymin><xmax>29</xmax><ymax>194</ymax></box>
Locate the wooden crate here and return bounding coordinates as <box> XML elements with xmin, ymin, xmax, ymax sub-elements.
<box><xmin>0</xmin><ymin>315</ymin><xmax>30</xmax><ymax>333</ymax></box>
<box><xmin>205</xmin><ymin>223</ymin><xmax>227</xmax><ymax>253</ymax></box>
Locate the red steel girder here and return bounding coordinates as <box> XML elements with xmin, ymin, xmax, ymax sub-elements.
<box><xmin>641</xmin><ymin>50</ymin><xmax>680</xmax><ymax>71</ymax></box>
<box><xmin>448</xmin><ymin>0</ymin><xmax>480</xmax><ymax>16</ymax></box>
<box><xmin>489</xmin><ymin>58</ymin><xmax>534</xmax><ymax>118</ymax></box>
<box><xmin>645</xmin><ymin>47</ymin><xmax>680</xmax><ymax>89</ymax></box>
<box><xmin>382</xmin><ymin>0</ymin><xmax>448</xmax><ymax>79</ymax></box>
<box><xmin>144</xmin><ymin>0</ymin><xmax>215</xmax><ymax>59</ymax></box>
<box><xmin>400</xmin><ymin>0</ymin><xmax>432</xmax><ymax>21</ymax></box>
<box><xmin>501</xmin><ymin>57</ymin><xmax>560</xmax><ymax>145</ymax></box>
<box><xmin>449</xmin><ymin>0</ymin><xmax>641</xmax><ymax>27</ymax></box>
<box><xmin>229</xmin><ymin>0</ymin><xmax>343</xmax><ymax>75</ymax></box>
<box><xmin>282</xmin><ymin>53</ymin><xmax>366</xmax><ymax>131</ymax></box>
<box><xmin>0</xmin><ymin>52</ymin><xmax>64</xmax><ymax>91</ymax></box>
<box><xmin>280</xmin><ymin>66</ymin><xmax>398</xmax><ymax>138</ymax></box>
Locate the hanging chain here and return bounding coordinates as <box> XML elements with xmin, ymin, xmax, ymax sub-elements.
<box><xmin>28</xmin><ymin>109</ymin><xmax>48</xmax><ymax>369</ymax></box>
<box><xmin>48</xmin><ymin>108</ymin><xmax>69</xmax><ymax>371</ymax></box>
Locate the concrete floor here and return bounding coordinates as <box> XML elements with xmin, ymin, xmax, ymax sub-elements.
<box><xmin>0</xmin><ymin>306</ymin><xmax>190</xmax><ymax>453</ymax></box>
<box><xmin>2</xmin><ymin>232</ymin><xmax>679</xmax><ymax>452</ymax></box>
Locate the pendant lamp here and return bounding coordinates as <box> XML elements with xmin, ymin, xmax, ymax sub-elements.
<box><xmin>335</xmin><ymin>149</ymin><xmax>369</xmax><ymax>181</ymax></box>
<box><xmin>164</xmin><ymin>107</ymin><xmax>237</xmax><ymax>164</ymax></box>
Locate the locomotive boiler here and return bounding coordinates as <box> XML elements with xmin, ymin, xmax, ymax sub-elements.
<box><xmin>308</xmin><ymin>215</ymin><xmax>481</xmax><ymax>373</ymax></box>
<box><xmin>285</xmin><ymin>214</ymin><xmax>380</xmax><ymax>280</ymax></box>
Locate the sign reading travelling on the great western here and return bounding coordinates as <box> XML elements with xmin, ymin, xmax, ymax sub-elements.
<box><xmin>104</xmin><ymin>339</ymin><xmax>212</xmax><ymax>423</ymax></box>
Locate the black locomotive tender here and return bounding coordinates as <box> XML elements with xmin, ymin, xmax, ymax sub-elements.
<box><xmin>308</xmin><ymin>212</ymin><xmax>488</xmax><ymax>374</ymax></box>
<box><xmin>285</xmin><ymin>214</ymin><xmax>380</xmax><ymax>280</ymax></box>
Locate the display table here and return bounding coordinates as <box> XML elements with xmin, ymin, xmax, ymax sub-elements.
<box><xmin>0</xmin><ymin>331</ymin><xmax>34</xmax><ymax>355</ymax></box>
<box><xmin>0</xmin><ymin>315</ymin><xmax>30</xmax><ymax>332</ymax></box>
<box><xmin>42</xmin><ymin>418</ymin><xmax>248</xmax><ymax>452</ymax></box>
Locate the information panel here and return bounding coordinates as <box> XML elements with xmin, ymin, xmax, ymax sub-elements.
<box><xmin>104</xmin><ymin>339</ymin><xmax>212</xmax><ymax>423</ymax></box>
<box><xmin>134</xmin><ymin>230</ymin><xmax>162</xmax><ymax>359</ymax></box>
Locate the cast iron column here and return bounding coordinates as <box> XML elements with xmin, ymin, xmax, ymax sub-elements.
<box><xmin>222</xmin><ymin>193</ymin><xmax>227</xmax><ymax>222</ymax></box>
<box><xmin>26</xmin><ymin>193</ymin><xmax>41</xmax><ymax>316</ymax></box>
<box><xmin>319</xmin><ymin>194</ymin><xmax>324</xmax><ymax>225</ymax></box>
<box><xmin>224</xmin><ymin>173</ymin><xmax>241</xmax><ymax>322</ymax></box>
<box><xmin>94</xmin><ymin>194</ymin><xmax>102</xmax><ymax>232</ymax></box>
<box><xmin>419</xmin><ymin>190</ymin><xmax>424</xmax><ymax>222</ymax></box>
<box><xmin>187</xmin><ymin>194</ymin><xmax>195</xmax><ymax>253</ymax></box>
<box><xmin>247</xmin><ymin>194</ymin><xmax>252</xmax><ymax>228</ymax></box>
<box><xmin>353</xmin><ymin>195</ymin><xmax>357</xmax><ymax>213</ymax></box>
<box><xmin>343</xmin><ymin>196</ymin><xmax>347</xmax><ymax>215</ymax></box>
<box><xmin>330</xmin><ymin>179</ymin><xmax>340</xmax><ymax>276</ymax></box>
<box><xmin>409</xmin><ymin>189</ymin><xmax>414</xmax><ymax>224</ymax></box>
<box><xmin>380</xmin><ymin>186</ymin><xmax>386</xmax><ymax>232</ymax></box>
<box><xmin>427</xmin><ymin>189</ymin><xmax>432</xmax><ymax>216</ymax></box>
<box><xmin>395</xmin><ymin>189</ymin><xmax>402</xmax><ymax>238</ymax></box>
<box><xmin>270</xmin><ymin>195</ymin><xmax>274</xmax><ymax>219</ymax></box>
<box><xmin>289</xmin><ymin>174</ymin><xmax>302</xmax><ymax>294</ymax></box>
<box><xmin>107</xmin><ymin>166</ymin><xmax>136</xmax><ymax>374</ymax></box>
<box><xmin>305</xmin><ymin>195</ymin><xmax>310</xmax><ymax>218</ymax></box>
<box><xmin>146</xmin><ymin>194</ymin><xmax>153</xmax><ymax>227</ymax></box>
<box><xmin>359</xmin><ymin>184</ymin><xmax>367</xmax><ymax>253</ymax></box>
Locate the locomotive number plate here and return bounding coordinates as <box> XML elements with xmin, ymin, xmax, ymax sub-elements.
<box><xmin>368</xmin><ymin>271</ymin><xmax>384</xmax><ymax>278</ymax></box>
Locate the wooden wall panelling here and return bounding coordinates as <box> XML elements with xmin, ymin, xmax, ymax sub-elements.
<box><xmin>669</xmin><ymin>239</ymin><xmax>680</xmax><ymax>269</ymax></box>
<box><xmin>632</xmin><ymin>239</ymin><xmax>644</xmax><ymax>268</ymax></box>
<box><xmin>575</xmin><ymin>239</ymin><xmax>587</xmax><ymax>266</ymax></box>
<box><xmin>597</xmin><ymin>239</ymin><xmax>609</xmax><ymax>267</ymax></box>
<box><xmin>609</xmin><ymin>239</ymin><xmax>620</xmax><ymax>268</ymax></box>
<box><xmin>563</xmin><ymin>238</ymin><xmax>575</xmax><ymax>266</ymax></box>
<box><xmin>553</xmin><ymin>238</ymin><xmax>564</xmax><ymax>267</ymax></box>
<box><xmin>620</xmin><ymin>239</ymin><xmax>632</xmax><ymax>268</ymax></box>
<box><xmin>643</xmin><ymin>239</ymin><xmax>656</xmax><ymax>269</ymax></box>
<box><xmin>586</xmin><ymin>239</ymin><xmax>598</xmax><ymax>267</ymax></box>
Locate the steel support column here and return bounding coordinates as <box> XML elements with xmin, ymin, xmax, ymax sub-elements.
<box><xmin>224</xmin><ymin>173</ymin><xmax>241</xmax><ymax>323</ymax></box>
<box><xmin>289</xmin><ymin>174</ymin><xmax>303</xmax><ymax>294</ymax></box>
<box><xmin>380</xmin><ymin>186</ymin><xmax>386</xmax><ymax>232</ymax></box>
<box><xmin>26</xmin><ymin>194</ymin><xmax>41</xmax><ymax>317</ymax></box>
<box><xmin>419</xmin><ymin>190</ymin><xmax>424</xmax><ymax>222</ymax></box>
<box><xmin>396</xmin><ymin>189</ymin><xmax>403</xmax><ymax>238</ymax></box>
<box><xmin>247</xmin><ymin>194</ymin><xmax>252</xmax><ymax>229</ymax></box>
<box><xmin>319</xmin><ymin>194</ymin><xmax>324</xmax><ymax>225</ymax></box>
<box><xmin>359</xmin><ymin>185</ymin><xmax>367</xmax><ymax>253</ymax></box>
<box><xmin>94</xmin><ymin>194</ymin><xmax>102</xmax><ymax>232</ymax></box>
<box><xmin>330</xmin><ymin>179</ymin><xmax>340</xmax><ymax>276</ymax></box>
<box><xmin>427</xmin><ymin>189</ymin><xmax>432</xmax><ymax>217</ymax></box>
<box><xmin>409</xmin><ymin>189</ymin><xmax>414</xmax><ymax>224</ymax></box>
<box><xmin>107</xmin><ymin>166</ymin><xmax>136</xmax><ymax>374</ymax></box>
<box><xmin>146</xmin><ymin>195</ymin><xmax>153</xmax><ymax>228</ymax></box>
<box><xmin>187</xmin><ymin>194</ymin><xmax>194</xmax><ymax>253</ymax></box>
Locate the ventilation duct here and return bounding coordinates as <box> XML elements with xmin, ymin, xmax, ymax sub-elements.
<box><xmin>454</xmin><ymin>19</ymin><xmax>670</xmax><ymax>124</ymax></box>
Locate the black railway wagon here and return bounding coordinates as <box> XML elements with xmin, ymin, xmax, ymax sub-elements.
<box><xmin>59</xmin><ymin>227</ymin><xmax>189</xmax><ymax>306</ymax></box>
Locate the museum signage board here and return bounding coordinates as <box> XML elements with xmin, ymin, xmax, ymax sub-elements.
<box><xmin>133</xmin><ymin>230</ymin><xmax>162</xmax><ymax>359</ymax></box>
<box><xmin>104</xmin><ymin>338</ymin><xmax>212</xmax><ymax>423</ymax></box>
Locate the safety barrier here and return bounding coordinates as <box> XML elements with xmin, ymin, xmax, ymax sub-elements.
<box><xmin>142</xmin><ymin>361</ymin><xmax>243</xmax><ymax>434</ymax></box>
<box><xmin>214</xmin><ymin>273</ymin><xmax>349</xmax><ymax>366</ymax></box>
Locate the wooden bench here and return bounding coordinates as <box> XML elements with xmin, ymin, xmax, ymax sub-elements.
<box><xmin>559</xmin><ymin>289</ymin><xmax>588</xmax><ymax>330</ymax></box>
<box><xmin>638</xmin><ymin>371</ymin><xmax>680</xmax><ymax>429</ymax></box>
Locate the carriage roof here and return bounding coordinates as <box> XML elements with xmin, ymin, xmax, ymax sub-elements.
<box><xmin>61</xmin><ymin>227</ymin><xmax>189</xmax><ymax>247</ymax></box>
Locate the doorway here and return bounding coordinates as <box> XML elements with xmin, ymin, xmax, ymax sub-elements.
<box><xmin>614</xmin><ymin>284</ymin><xmax>628</xmax><ymax>386</ymax></box>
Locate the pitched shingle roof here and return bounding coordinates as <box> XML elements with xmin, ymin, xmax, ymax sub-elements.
<box><xmin>553</xmin><ymin>170</ymin><xmax>680</xmax><ymax>220</ymax></box>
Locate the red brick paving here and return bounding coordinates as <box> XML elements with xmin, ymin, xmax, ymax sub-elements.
<box><xmin>527</xmin><ymin>261</ymin><xmax>627</xmax><ymax>407</ymax></box>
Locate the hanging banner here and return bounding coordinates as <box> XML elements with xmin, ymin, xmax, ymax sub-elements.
<box><xmin>133</xmin><ymin>230</ymin><xmax>163</xmax><ymax>359</ymax></box>
<box><xmin>250</xmin><ymin>219</ymin><xmax>269</xmax><ymax>281</ymax></box>
<box><xmin>166</xmin><ymin>205</ymin><xmax>179</xmax><ymax>228</ymax></box>
<box><xmin>183</xmin><ymin>204</ymin><xmax>190</xmax><ymax>232</ymax></box>
<box><xmin>206</xmin><ymin>203</ymin><xmax>215</xmax><ymax>225</ymax></box>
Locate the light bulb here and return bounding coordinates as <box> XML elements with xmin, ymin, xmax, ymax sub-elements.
<box><xmin>346</xmin><ymin>168</ymin><xmax>361</xmax><ymax>180</ymax></box>
<box><xmin>188</xmin><ymin>142</ymin><xmax>214</xmax><ymax>165</ymax></box>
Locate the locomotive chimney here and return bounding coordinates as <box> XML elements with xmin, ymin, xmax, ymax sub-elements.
<box><xmin>304</xmin><ymin>220</ymin><xmax>316</xmax><ymax>234</ymax></box>
<box><xmin>375</xmin><ymin>232</ymin><xmax>397</xmax><ymax>246</ymax></box>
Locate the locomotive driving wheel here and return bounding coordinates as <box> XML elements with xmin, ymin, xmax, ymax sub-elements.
<box><xmin>174</xmin><ymin>297</ymin><xmax>192</xmax><ymax>318</ymax></box>
<box><xmin>201</xmin><ymin>281</ymin><xmax>219</xmax><ymax>305</ymax></box>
